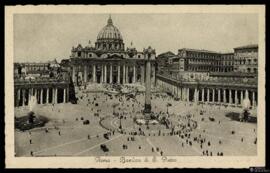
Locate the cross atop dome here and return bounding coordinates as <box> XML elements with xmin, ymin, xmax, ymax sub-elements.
<box><xmin>107</xmin><ymin>14</ymin><xmax>113</xmax><ymax>25</ymax></box>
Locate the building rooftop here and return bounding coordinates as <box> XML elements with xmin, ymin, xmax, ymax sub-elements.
<box><xmin>179</xmin><ymin>48</ymin><xmax>220</xmax><ymax>54</ymax></box>
<box><xmin>234</xmin><ymin>44</ymin><xmax>258</xmax><ymax>50</ymax></box>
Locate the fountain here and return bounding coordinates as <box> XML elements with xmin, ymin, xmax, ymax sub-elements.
<box><xmin>240</xmin><ymin>91</ymin><xmax>251</xmax><ymax>122</ymax></box>
<box><xmin>15</xmin><ymin>94</ymin><xmax>48</xmax><ymax>131</ymax></box>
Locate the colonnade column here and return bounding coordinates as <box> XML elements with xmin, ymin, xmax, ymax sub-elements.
<box><xmin>133</xmin><ymin>65</ymin><xmax>136</xmax><ymax>83</ymax></box>
<box><xmin>117</xmin><ymin>64</ymin><xmax>120</xmax><ymax>83</ymax></box>
<box><xmin>55</xmin><ymin>88</ymin><xmax>58</xmax><ymax>104</ymax></box>
<box><xmin>187</xmin><ymin>88</ymin><xmax>190</xmax><ymax>102</ymax></box>
<box><xmin>194</xmin><ymin>88</ymin><xmax>197</xmax><ymax>102</ymax></box>
<box><xmin>212</xmin><ymin>89</ymin><xmax>215</xmax><ymax>102</ymax></box>
<box><xmin>110</xmin><ymin>64</ymin><xmax>113</xmax><ymax>84</ymax></box>
<box><xmin>40</xmin><ymin>89</ymin><xmax>43</xmax><ymax>104</ymax></box>
<box><xmin>92</xmin><ymin>65</ymin><xmax>96</xmax><ymax>83</ymax></box>
<box><xmin>207</xmin><ymin>88</ymin><xmax>210</xmax><ymax>103</ymax></box>
<box><xmin>218</xmin><ymin>89</ymin><xmax>221</xmax><ymax>103</ymax></box>
<box><xmin>46</xmin><ymin>88</ymin><xmax>49</xmax><ymax>104</ymax></box>
<box><xmin>235</xmin><ymin>90</ymin><xmax>238</xmax><ymax>105</ymax></box>
<box><xmin>17</xmin><ymin>89</ymin><xmax>21</xmax><ymax>106</ymax></box>
<box><xmin>223</xmin><ymin>90</ymin><xmax>227</xmax><ymax>103</ymax></box>
<box><xmin>22</xmin><ymin>89</ymin><xmax>25</xmax><ymax>106</ymax></box>
<box><xmin>28</xmin><ymin>88</ymin><xmax>31</xmax><ymax>102</ymax></box>
<box><xmin>63</xmin><ymin>88</ymin><xmax>66</xmax><ymax>103</ymax></box>
<box><xmin>66</xmin><ymin>87</ymin><xmax>69</xmax><ymax>102</ymax></box>
<box><xmin>104</xmin><ymin>64</ymin><xmax>107</xmax><ymax>83</ymax></box>
<box><xmin>252</xmin><ymin>92</ymin><xmax>256</xmax><ymax>108</ymax></box>
<box><xmin>240</xmin><ymin>90</ymin><xmax>243</xmax><ymax>105</ymax></box>
<box><xmin>229</xmin><ymin>89</ymin><xmax>232</xmax><ymax>104</ymax></box>
<box><xmin>202</xmin><ymin>88</ymin><xmax>205</xmax><ymax>102</ymax></box>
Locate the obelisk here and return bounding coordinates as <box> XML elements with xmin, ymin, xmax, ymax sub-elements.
<box><xmin>144</xmin><ymin>54</ymin><xmax>152</xmax><ymax>115</ymax></box>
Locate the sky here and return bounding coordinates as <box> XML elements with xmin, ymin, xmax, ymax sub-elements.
<box><xmin>14</xmin><ymin>13</ymin><xmax>258</xmax><ymax>62</ymax></box>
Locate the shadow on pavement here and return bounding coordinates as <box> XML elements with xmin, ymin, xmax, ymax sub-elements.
<box><xmin>225</xmin><ymin>112</ymin><xmax>257</xmax><ymax>123</ymax></box>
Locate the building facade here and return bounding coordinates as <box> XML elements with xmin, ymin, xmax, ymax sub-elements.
<box><xmin>233</xmin><ymin>44</ymin><xmax>258</xmax><ymax>73</ymax></box>
<box><xmin>69</xmin><ymin>16</ymin><xmax>156</xmax><ymax>86</ymax></box>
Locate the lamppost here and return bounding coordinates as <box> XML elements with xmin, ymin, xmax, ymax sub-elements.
<box><xmin>167</xmin><ymin>103</ymin><xmax>172</xmax><ymax>114</ymax></box>
<box><xmin>119</xmin><ymin>115</ymin><xmax>123</xmax><ymax>129</ymax></box>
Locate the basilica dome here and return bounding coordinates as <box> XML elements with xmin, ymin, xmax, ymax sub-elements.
<box><xmin>95</xmin><ymin>16</ymin><xmax>125</xmax><ymax>51</ymax></box>
<box><xmin>97</xmin><ymin>17</ymin><xmax>123</xmax><ymax>41</ymax></box>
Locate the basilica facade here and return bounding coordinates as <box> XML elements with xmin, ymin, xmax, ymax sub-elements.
<box><xmin>69</xmin><ymin>16</ymin><xmax>156</xmax><ymax>86</ymax></box>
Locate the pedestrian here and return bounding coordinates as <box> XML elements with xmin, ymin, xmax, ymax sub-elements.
<box><xmin>29</xmin><ymin>139</ymin><xmax>32</xmax><ymax>144</ymax></box>
<box><xmin>241</xmin><ymin>137</ymin><xmax>243</xmax><ymax>142</ymax></box>
<box><xmin>30</xmin><ymin>151</ymin><xmax>33</xmax><ymax>156</ymax></box>
<box><xmin>58</xmin><ymin>131</ymin><xmax>61</xmax><ymax>136</ymax></box>
<box><xmin>88</xmin><ymin>135</ymin><xmax>90</xmax><ymax>139</ymax></box>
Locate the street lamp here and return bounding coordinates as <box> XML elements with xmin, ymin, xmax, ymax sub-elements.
<box><xmin>167</xmin><ymin>103</ymin><xmax>172</xmax><ymax>114</ymax></box>
<box><xmin>119</xmin><ymin>115</ymin><xmax>123</xmax><ymax>129</ymax></box>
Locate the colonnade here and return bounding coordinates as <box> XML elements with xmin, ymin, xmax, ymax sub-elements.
<box><xmin>14</xmin><ymin>87</ymin><xmax>69</xmax><ymax>107</ymax></box>
<box><xmin>157</xmin><ymin>79</ymin><xmax>257</xmax><ymax>109</ymax></box>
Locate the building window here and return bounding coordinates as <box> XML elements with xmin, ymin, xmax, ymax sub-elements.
<box><xmin>78</xmin><ymin>52</ymin><xmax>81</xmax><ymax>57</ymax></box>
<box><xmin>247</xmin><ymin>68</ymin><xmax>251</xmax><ymax>73</ymax></box>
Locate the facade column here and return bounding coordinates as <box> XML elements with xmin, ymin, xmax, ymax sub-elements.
<box><xmin>92</xmin><ymin>64</ymin><xmax>96</xmax><ymax>82</ymax></box>
<box><xmin>104</xmin><ymin>64</ymin><xmax>107</xmax><ymax>83</ymax></box>
<box><xmin>52</xmin><ymin>88</ymin><xmax>55</xmax><ymax>104</ymax></box>
<box><xmin>101</xmin><ymin>64</ymin><xmax>104</xmax><ymax>83</ymax></box>
<box><xmin>117</xmin><ymin>64</ymin><xmax>120</xmax><ymax>83</ymax></box>
<box><xmin>123</xmin><ymin>64</ymin><xmax>126</xmax><ymax>84</ymax></box>
<box><xmin>229</xmin><ymin>89</ymin><xmax>232</xmax><ymax>104</ymax></box>
<box><xmin>28</xmin><ymin>88</ymin><xmax>31</xmax><ymax>103</ymax></box>
<box><xmin>194</xmin><ymin>88</ymin><xmax>197</xmax><ymax>102</ymax></box>
<box><xmin>40</xmin><ymin>89</ymin><xmax>43</xmax><ymax>104</ymax></box>
<box><xmin>110</xmin><ymin>64</ymin><xmax>113</xmax><ymax>83</ymax></box>
<box><xmin>67</xmin><ymin>87</ymin><xmax>69</xmax><ymax>102</ymax></box>
<box><xmin>72</xmin><ymin>66</ymin><xmax>76</xmax><ymax>83</ymax></box>
<box><xmin>17</xmin><ymin>89</ymin><xmax>21</xmax><ymax>107</ymax></box>
<box><xmin>126</xmin><ymin>66</ymin><xmax>129</xmax><ymax>83</ymax></box>
<box><xmin>240</xmin><ymin>90</ymin><xmax>243</xmax><ymax>105</ymax></box>
<box><xmin>187</xmin><ymin>88</ymin><xmax>190</xmax><ymax>102</ymax></box>
<box><xmin>207</xmin><ymin>88</ymin><xmax>210</xmax><ymax>103</ymax></box>
<box><xmin>55</xmin><ymin>88</ymin><xmax>58</xmax><ymax>104</ymax></box>
<box><xmin>152</xmin><ymin>64</ymin><xmax>156</xmax><ymax>86</ymax></box>
<box><xmin>22</xmin><ymin>89</ymin><xmax>25</xmax><ymax>106</ymax></box>
<box><xmin>223</xmin><ymin>89</ymin><xmax>227</xmax><ymax>103</ymax></box>
<box><xmin>133</xmin><ymin>65</ymin><xmax>136</xmax><ymax>83</ymax></box>
<box><xmin>202</xmin><ymin>88</ymin><xmax>205</xmax><ymax>102</ymax></box>
<box><xmin>212</xmin><ymin>89</ymin><xmax>215</xmax><ymax>102</ymax></box>
<box><xmin>218</xmin><ymin>89</ymin><xmax>221</xmax><ymax>103</ymax></box>
<box><xmin>235</xmin><ymin>90</ymin><xmax>238</xmax><ymax>105</ymax></box>
<box><xmin>46</xmin><ymin>88</ymin><xmax>49</xmax><ymax>104</ymax></box>
<box><xmin>63</xmin><ymin>88</ymin><xmax>66</xmax><ymax>103</ymax></box>
<box><xmin>84</xmin><ymin>65</ymin><xmax>88</xmax><ymax>83</ymax></box>
<box><xmin>245</xmin><ymin>90</ymin><xmax>249</xmax><ymax>99</ymax></box>
<box><xmin>141</xmin><ymin>65</ymin><xmax>145</xmax><ymax>84</ymax></box>
<box><xmin>252</xmin><ymin>92</ymin><xmax>256</xmax><ymax>108</ymax></box>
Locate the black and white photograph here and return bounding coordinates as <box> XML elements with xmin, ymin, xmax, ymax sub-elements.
<box><xmin>5</xmin><ymin>5</ymin><xmax>265</xmax><ymax>168</ymax></box>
